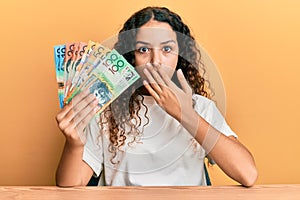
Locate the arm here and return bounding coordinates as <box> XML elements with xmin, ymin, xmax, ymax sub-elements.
<box><xmin>143</xmin><ymin>66</ymin><xmax>258</xmax><ymax>187</ymax></box>
<box><xmin>55</xmin><ymin>90</ymin><xmax>98</xmax><ymax>187</ymax></box>
<box><xmin>191</xmin><ymin>109</ymin><xmax>258</xmax><ymax>187</ymax></box>
<box><xmin>56</xmin><ymin>141</ymin><xmax>93</xmax><ymax>187</ymax></box>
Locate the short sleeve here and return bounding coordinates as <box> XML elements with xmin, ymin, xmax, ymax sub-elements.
<box><xmin>192</xmin><ymin>94</ymin><xmax>237</xmax><ymax>138</ymax></box>
<box><xmin>82</xmin><ymin>117</ymin><xmax>104</xmax><ymax>177</ymax></box>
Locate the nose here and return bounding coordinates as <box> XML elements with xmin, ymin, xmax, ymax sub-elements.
<box><xmin>150</xmin><ymin>48</ymin><xmax>161</xmax><ymax>67</ymax></box>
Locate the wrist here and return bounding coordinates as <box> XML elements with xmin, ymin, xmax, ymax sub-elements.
<box><xmin>180</xmin><ymin>108</ymin><xmax>199</xmax><ymax>137</ymax></box>
<box><xmin>65</xmin><ymin>140</ymin><xmax>85</xmax><ymax>152</ymax></box>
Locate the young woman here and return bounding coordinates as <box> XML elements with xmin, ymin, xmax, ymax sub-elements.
<box><xmin>55</xmin><ymin>6</ymin><xmax>257</xmax><ymax>187</ymax></box>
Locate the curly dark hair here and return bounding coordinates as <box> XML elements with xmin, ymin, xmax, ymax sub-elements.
<box><xmin>98</xmin><ymin>6</ymin><xmax>211</xmax><ymax>164</ymax></box>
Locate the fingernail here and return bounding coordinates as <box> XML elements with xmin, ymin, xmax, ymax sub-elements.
<box><xmin>143</xmin><ymin>68</ymin><xmax>149</xmax><ymax>74</ymax></box>
<box><xmin>94</xmin><ymin>106</ymin><xmax>100</xmax><ymax>113</ymax></box>
<box><xmin>177</xmin><ymin>69</ymin><xmax>183</xmax><ymax>76</ymax></box>
<box><xmin>83</xmin><ymin>89</ymin><xmax>90</xmax><ymax>95</ymax></box>
<box><xmin>146</xmin><ymin>63</ymin><xmax>153</xmax><ymax>69</ymax></box>
<box><xmin>143</xmin><ymin>80</ymin><xmax>149</xmax><ymax>85</ymax></box>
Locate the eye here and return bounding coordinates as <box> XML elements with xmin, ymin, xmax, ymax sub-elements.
<box><xmin>137</xmin><ymin>46</ymin><xmax>150</xmax><ymax>53</ymax></box>
<box><xmin>162</xmin><ymin>46</ymin><xmax>172</xmax><ymax>53</ymax></box>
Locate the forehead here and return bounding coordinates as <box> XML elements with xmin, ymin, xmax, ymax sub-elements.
<box><xmin>136</xmin><ymin>20</ymin><xmax>177</xmax><ymax>44</ymax></box>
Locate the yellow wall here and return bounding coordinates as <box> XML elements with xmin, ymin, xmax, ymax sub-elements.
<box><xmin>0</xmin><ymin>0</ymin><xmax>299</xmax><ymax>185</ymax></box>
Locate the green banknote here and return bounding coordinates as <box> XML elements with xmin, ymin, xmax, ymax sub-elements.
<box><xmin>66</xmin><ymin>48</ymin><xmax>140</xmax><ymax>114</ymax></box>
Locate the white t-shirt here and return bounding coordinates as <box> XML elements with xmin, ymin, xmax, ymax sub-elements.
<box><xmin>83</xmin><ymin>94</ymin><xmax>237</xmax><ymax>186</ymax></box>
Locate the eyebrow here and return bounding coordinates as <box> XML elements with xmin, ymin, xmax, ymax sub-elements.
<box><xmin>135</xmin><ymin>40</ymin><xmax>177</xmax><ymax>45</ymax></box>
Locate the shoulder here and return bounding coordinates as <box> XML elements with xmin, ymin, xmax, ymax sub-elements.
<box><xmin>192</xmin><ymin>94</ymin><xmax>216</xmax><ymax>114</ymax></box>
<box><xmin>192</xmin><ymin>94</ymin><xmax>213</xmax><ymax>105</ymax></box>
<box><xmin>192</xmin><ymin>94</ymin><xmax>219</xmax><ymax>123</ymax></box>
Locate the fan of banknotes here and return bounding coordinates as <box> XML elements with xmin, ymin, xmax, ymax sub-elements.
<box><xmin>54</xmin><ymin>41</ymin><xmax>140</xmax><ymax>115</ymax></box>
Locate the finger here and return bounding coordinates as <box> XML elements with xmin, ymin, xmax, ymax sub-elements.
<box><xmin>72</xmin><ymin>93</ymin><xmax>97</xmax><ymax>116</ymax></box>
<box><xmin>66</xmin><ymin>94</ymin><xmax>97</xmax><ymax>125</ymax></box>
<box><xmin>177</xmin><ymin>69</ymin><xmax>191</xmax><ymax>94</ymax></box>
<box><xmin>57</xmin><ymin>90</ymin><xmax>90</xmax><ymax>122</ymax></box>
<box><xmin>143</xmin><ymin>68</ymin><xmax>163</xmax><ymax>94</ymax></box>
<box><xmin>56</xmin><ymin>102</ymin><xmax>73</xmax><ymax>123</ymax></box>
<box><xmin>146</xmin><ymin>65</ymin><xmax>166</xmax><ymax>87</ymax></box>
<box><xmin>158</xmin><ymin>67</ymin><xmax>172</xmax><ymax>85</ymax></box>
<box><xmin>59</xmin><ymin>93</ymin><xmax>97</xmax><ymax>130</ymax></box>
<box><xmin>75</xmin><ymin>106</ymin><xmax>99</xmax><ymax>144</ymax></box>
<box><xmin>76</xmin><ymin>105</ymin><xmax>99</xmax><ymax>135</ymax></box>
<box><xmin>56</xmin><ymin>95</ymin><xmax>82</xmax><ymax>128</ymax></box>
<box><xmin>59</xmin><ymin>98</ymin><xmax>98</xmax><ymax>144</ymax></box>
<box><xmin>157</xmin><ymin>67</ymin><xmax>176</xmax><ymax>88</ymax></box>
<box><xmin>72</xmin><ymin>89</ymin><xmax>90</xmax><ymax>106</ymax></box>
<box><xmin>143</xmin><ymin>80</ymin><xmax>161</xmax><ymax>101</ymax></box>
<box><xmin>74</xmin><ymin>96</ymin><xmax>98</xmax><ymax>125</ymax></box>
